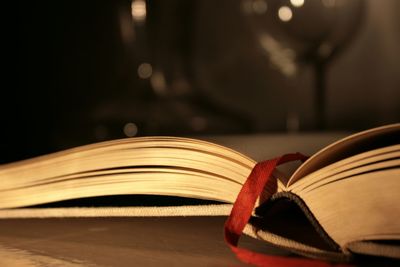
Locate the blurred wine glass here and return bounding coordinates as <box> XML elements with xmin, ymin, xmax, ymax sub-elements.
<box><xmin>241</xmin><ymin>0</ymin><xmax>365</xmax><ymax>130</ymax></box>
<box><xmin>136</xmin><ymin>0</ymin><xmax>253</xmax><ymax>135</ymax></box>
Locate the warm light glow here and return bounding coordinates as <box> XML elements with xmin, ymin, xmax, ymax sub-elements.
<box><xmin>137</xmin><ymin>63</ymin><xmax>152</xmax><ymax>79</ymax></box>
<box><xmin>252</xmin><ymin>0</ymin><xmax>267</xmax><ymax>14</ymax></box>
<box><xmin>259</xmin><ymin>34</ymin><xmax>297</xmax><ymax>77</ymax></box>
<box><xmin>119</xmin><ymin>9</ymin><xmax>135</xmax><ymax>44</ymax></box>
<box><xmin>322</xmin><ymin>0</ymin><xmax>336</xmax><ymax>8</ymax></box>
<box><xmin>278</xmin><ymin>6</ymin><xmax>293</xmax><ymax>22</ymax></box>
<box><xmin>131</xmin><ymin>0</ymin><xmax>146</xmax><ymax>22</ymax></box>
<box><xmin>290</xmin><ymin>0</ymin><xmax>305</xmax><ymax>8</ymax></box>
<box><xmin>150</xmin><ymin>71</ymin><xmax>167</xmax><ymax>95</ymax></box>
<box><xmin>123</xmin><ymin>122</ymin><xmax>138</xmax><ymax>137</ymax></box>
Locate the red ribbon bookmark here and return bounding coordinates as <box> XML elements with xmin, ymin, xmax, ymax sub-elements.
<box><xmin>224</xmin><ymin>153</ymin><xmax>352</xmax><ymax>267</ymax></box>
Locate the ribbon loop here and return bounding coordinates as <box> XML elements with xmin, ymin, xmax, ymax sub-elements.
<box><xmin>224</xmin><ymin>153</ymin><xmax>351</xmax><ymax>267</ymax></box>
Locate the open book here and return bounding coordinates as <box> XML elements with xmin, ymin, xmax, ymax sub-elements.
<box><xmin>0</xmin><ymin>124</ymin><xmax>399</xmax><ymax>263</ymax></box>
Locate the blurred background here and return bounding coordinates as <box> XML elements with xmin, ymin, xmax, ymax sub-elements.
<box><xmin>1</xmin><ymin>0</ymin><xmax>399</xmax><ymax>163</ymax></box>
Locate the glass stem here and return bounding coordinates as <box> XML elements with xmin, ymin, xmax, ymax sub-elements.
<box><xmin>315</xmin><ymin>62</ymin><xmax>326</xmax><ymax>130</ymax></box>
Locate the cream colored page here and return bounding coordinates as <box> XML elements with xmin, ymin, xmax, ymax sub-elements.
<box><xmin>0</xmin><ymin>170</ymin><xmax>245</xmax><ymax>209</ymax></box>
<box><xmin>297</xmin><ymin>169</ymin><xmax>400</xmax><ymax>247</ymax></box>
<box><xmin>0</xmin><ymin>137</ymin><xmax>260</xmax><ymax>209</ymax></box>
<box><xmin>289</xmin><ymin>146</ymin><xmax>400</xmax><ymax>192</ymax></box>
<box><xmin>0</xmin><ymin>137</ymin><xmax>255</xmax><ymax>190</ymax></box>
<box><xmin>288</xmin><ymin>123</ymin><xmax>399</xmax><ymax>186</ymax></box>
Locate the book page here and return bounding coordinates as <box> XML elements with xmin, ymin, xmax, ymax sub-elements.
<box><xmin>0</xmin><ymin>137</ymin><xmax>256</xmax><ymax>209</ymax></box>
<box><xmin>297</xmin><ymin>168</ymin><xmax>400</xmax><ymax>253</ymax></box>
<box><xmin>289</xmin><ymin>145</ymin><xmax>399</xmax><ymax>192</ymax></box>
<box><xmin>288</xmin><ymin>123</ymin><xmax>400</xmax><ymax>186</ymax></box>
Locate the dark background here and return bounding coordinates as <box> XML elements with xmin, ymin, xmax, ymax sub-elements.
<box><xmin>2</xmin><ymin>0</ymin><xmax>399</xmax><ymax>164</ymax></box>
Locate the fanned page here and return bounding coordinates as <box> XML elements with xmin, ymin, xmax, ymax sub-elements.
<box><xmin>0</xmin><ymin>137</ymin><xmax>284</xmax><ymax>213</ymax></box>
<box><xmin>288</xmin><ymin>123</ymin><xmax>400</xmax><ymax>186</ymax></box>
<box><xmin>0</xmin><ymin>137</ymin><xmax>257</xmax><ymax>209</ymax></box>
<box><xmin>286</xmin><ymin>124</ymin><xmax>400</xmax><ymax>258</ymax></box>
